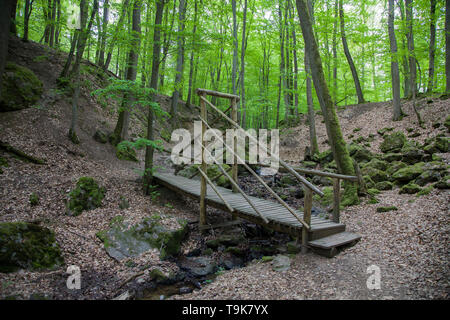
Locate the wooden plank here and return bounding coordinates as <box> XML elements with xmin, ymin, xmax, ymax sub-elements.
<box><xmin>332</xmin><ymin>178</ymin><xmax>340</xmax><ymax>223</ymax></box>
<box><xmin>308</xmin><ymin>232</ymin><xmax>361</xmax><ymax>249</ymax></box>
<box><xmin>196</xmin><ymin>88</ymin><xmax>240</xmax><ymax>100</ymax></box>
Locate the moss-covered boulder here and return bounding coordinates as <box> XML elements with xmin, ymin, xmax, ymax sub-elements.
<box><xmin>361</xmin><ymin>166</ymin><xmax>388</xmax><ymax>183</ymax></box>
<box><xmin>375</xmin><ymin>181</ymin><xmax>393</xmax><ymax>190</ymax></box>
<box><xmin>444</xmin><ymin>115</ymin><xmax>450</xmax><ymax>132</ymax></box>
<box><xmin>97</xmin><ymin>215</ymin><xmax>188</xmax><ymax>261</ymax></box>
<box><xmin>401</xmin><ymin>141</ymin><xmax>426</xmax><ymax>164</ymax></box>
<box><xmin>29</xmin><ymin>193</ymin><xmax>39</xmax><ymax>206</ymax></box>
<box><xmin>0</xmin><ymin>222</ymin><xmax>64</xmax><ymax>273</ymax></box>
<box><xmin>380</xmin><ymin>132</ymin><xmax>406</xmax><ymax>153</ymax></box>
<box><xmin>382</xmin><ymin>153</ymin><xmax>403</xmax><ymax>162</ymax></box>
<box><xmin>399</xmin><ymin>182</ymin><xmax>421</xmax><ymax>194</ymax></box>
<box><xmin>0</xmin><ymin>62</ymin><xmax>43</xmax><ymax>112</ymax></box>
<box><xmin>386</xmin><ymin>161</ymin><xmax>407</xmax><ymax>176</ymax></box>
<box><xmin>312</xmin><ymin>149</ymin><xmax>334</xmax><ymax>164</ymax></box>
<box><xmin>347</xmin><ymin>143</ymin><xmax>373</xmax><ymax>163</ymax></box>
<box><xmin>93</xmin><ymin>130</ymin><xmax>108</xmax><ymax>144</ymax></box>
<box><xmin>414</xmin><ymin>170</ymin><xmax>442</xmax><ymax>186</ymax></box>
<box><xmin>392</xmin><ymin>162</ymin><xmax>425</xmax><ymax>184</ymax></box>
<box><xmin>435</xmin><ymin>137</ymin><xmax>449</xmax><ymax>153</ymax></box>
<box><xmin>376</xmin><ymin>206</ymin><xmax>398</xmax><ymax>213</ymax></box>
<box><xmin>178</xmin><ymin>164</ymin><xmax>231</xmax><ymax>188</ymax></box>
<box><xmin>434</xmin><ymin>176</ymin><xmax>450</xmax><ymax>189</ymax></box>
<box><xmin>67</xmin><ymin>177</ymin><xmax>106</xmax><ymax>216</ymax></box>
<box><xmin>361</xmin><ymin>158</ymin><xmax>389</xmax><ymax>171</ymax></box>
<box><xmin>363</xmin><ymin>175</ymin><xmax>376</xmax><ymax>189</ymax></box>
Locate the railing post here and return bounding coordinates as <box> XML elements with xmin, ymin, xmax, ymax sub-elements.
<box><xmin>199</xmin><ymin>93</ymin><xmax>207</xmax><ymax>227</ymax></box>
<box><xmin>332</xmin><ymin>178</ymin><xmax>340</xmax><ymax>223</ymax></box>
<box><xmin>231</xmin><ymin>97</ymin><xmax>238</xmax><ymax>193</ymax></box>
<box><xmin>302</xmin><ymin>188</ymin><xmax>312</xmax><ymax>254</ymax></box>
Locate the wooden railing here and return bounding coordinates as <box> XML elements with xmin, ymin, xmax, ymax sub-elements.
<box><xmin>195</xmin><ymin>88</ymin><xmax>329</xmax><ymax>253</ymax></box>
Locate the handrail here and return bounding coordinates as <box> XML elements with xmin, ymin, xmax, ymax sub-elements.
<box><xmin>197</xmin><ymin>167</ymin><xmax>235</xmax><ymax>213</ymax></box>
<box><xmin>199</xmin><ymin>116</ymin><xmax>310</xmax><ymax>229</ymax></box>
<box><xmin>199</xmin><ymin>95</ymin><xmax>324</xmax><ymax>197</ymax></box>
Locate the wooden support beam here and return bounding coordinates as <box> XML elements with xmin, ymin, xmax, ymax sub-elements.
<box><xmin>332</xmin><ymin>178</ymin><xmax>340</xmax><ymax>223</ymax></box>
<box><xmin>231</xmin><ymin>97</ymin><xmax>238</xmax><ymax>193</ymax></box>
<box><xmin>302</xmin><ymin>188</ymin><xmax>313</xmax><ymax>254</ymax></box>
<box><xmin>211</xmin><ymin>166</ymin><xmax>233</xmax><ymax>183</ymax></box>
<box><xmin>197</xmin><ymin>167</ymin><xmax>234</xmax><ymax>213</ymax></box>
<box><xmin>196</xmin><ymin>88</ymin><xmax>240</xmax><ymax>101</ymax></box>
<box><xmin>199</xmin><ymin>93</ymin><xmax>207</xmax><ymax>227</ymax></box>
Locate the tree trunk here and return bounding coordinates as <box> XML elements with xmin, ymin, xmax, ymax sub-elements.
<box><xmin>427</xmin><ymin>0</ymin><xmax>437</xmax><ymax>93</ymax></box>
<box><xmin>49</xmin><ymin>0</ymin><xmax>56</xmax><ymax>47</ymax></box>
<box><xmin>339</xmin><ymin>0</ymin><xmax>365</xmax><ymax>104</ymax></box>
<box><xmin>388</xmin><ymin>0</ymin><xmax>403</xmax><ymax>121</ymax></box>
<box><xmin>144</xmin><ymin>0</ymin><xmax>165</xmax><ymax>195</ymax></box>
<box><xmin>296</xmin><ymin>0</ymin><xmax>359</xmax><ymax>206</ymax></box>
<box><xmin>332</xmin><ymin>0</ymin><xmax>338</xmax><ymax>105</ymax></box>
<box><xmin>446</xmin><ymin>0</ymin><xmax>450</xmax><ymax>93</ymax></box>
<box><xmin>170</xmin><ymin>0</ymin><xmax>187</xmax><ymax>130</ymax></box>
<box><xmin>98</xmin><ymin>0</ymin><xmax>109</xmax><ymax>67</ymax></box>
<box><xmin>10</xmin><ymin>0</ymin><xmax>17</xmax><ymax>35</ymax></box>
<box><xmin>186</xmin><ymin>0</ymin><xmax>198</xmax><ymax>109</ymax></box>
<box><xmin>23</xmin><ymin>0</ymin><xmax>33</xmax><ymax>42</ymax></box>
<box><xmin>112</xmin><ymin>0</ymin><xmax>142</xmax><ymax>145</ymax></box>
<box><xmin>240</xmin><ymin>0</ymin><xmax>248</xmax><ymax>129</ymax></box>
<box><xmin>159</xmin><ymin>0</ymin><xmax>177</xmax><ymax>89</ymax></box>
<box><xmin>232</xmin><ymin>0</ymin><xmax>239</xmax><ymax>123</ymax></box>
<box><xmin>405</xmin><ymin>0</ymin><xmax>417</xmax><ymax>97</ymax></box>
<box><xmin>0</xmin><ymin>0</ymin><xmax>15</xmax><ymax>98</ymax></box>
<box><xmin>55</xmin><ymin>0</ymin><xmax>61</xmax><ymax>46</ymax></box>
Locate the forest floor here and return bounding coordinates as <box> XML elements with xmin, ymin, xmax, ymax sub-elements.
<box><xmin>0</xmin><ymin>37</ymin><xmax>448</xmax><ymax>300</ymax></box>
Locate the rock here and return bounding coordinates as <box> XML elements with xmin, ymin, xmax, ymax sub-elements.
<box><xmin>119</xmin><ymin>196</ymin><xmax>130</xmax><ymax>209</ymax></box>
<box><xmin>380</xmin><ymin>132</ymin><xmax>406</xmax><ymax>153</ymax></box>
<box><xmin>96</xmin><ymin>215</ymin><xmax>188</xmax><ymax>261</ymax></box>
<box><xmin>206</xmin><ymin>235</ymin><xmax>244</xmax><ymax>249</ymax></box>
<box><xmin>93</xmin><ymin>130</ymin><xmax>108</xmax><ymax>144</ymax></box>
<box><xmin>386</xmin><ymin>161</ymin><xmax>407</xmax><ymax>176</ymax></box>
<box><xmin>401</xmin><ymin>141</ymin><xmax>426</xmax><ymax>164</ymax></box>
<box><xmin>392</xmin><ymin>162</ymin><xmax>425</xmax><ymax>184</ymax></box>
<box><xmin>376</xmin><ymin>206</ymin><xmax>398</xmax><ymax>213</ymax></box>
<box><xmin>444</xmin><ymin>115</ymin><xmax>450</xmax><ymax>132</ymax></box>
<box><xmin>180</xmin><ymin>256</ymin><xmax>216</xmax><ymax>276</ymax></box>
<box><xmin>0</xmin><ymin>222</ymin><xmax>64</xmax><ymax>273</ymax></box>
<box><xmin>347</xmin><ymin>144</ymin><xmax>373</xmax><ymax>163</ymax></box>
<box><xmin>435</xmin><ymin>137</ymin><xmax>449</xmax><ymax>153</ymax></box>
<box><xmin>29</xmin><ymin>193</ymin><xmax>39</xmax><ymax>206</ymax></box>
<box><xmin>272</xmin><ymin>255</ymin><xmax>291</xmax><ymax>272</ymax></box>
<box><xmin>382</xmin><ymin>153</ymin><xmax>403</xmax><ymax>162</ymax></box>
<box><xmin>301</xmin><ymin>161</ymin><xmax>317</xmax><ymax>169</ymax></box>
<box><xmin>178</xmin><ymin>164</ymin><xmax>231</xmax><ymax>188</ymax></box>
<box><xmin>414</xmin><ymin>170</ymin><xmax>442</xmax><ymax>186</ymax></box>
<box><xmin>279</xmin><ymin>175</ymin><xmax>297</xmax><ymax>187</ymax></box>
<box><xmin>179</xmin><ymin>287</ymin><xmax>193</xmax><ymax>295</ymax></box>
<box><xmin>434</xmin><ymin>176</ymin><xmax>450</xmax><ymax>189</ymax></box>
<box><xmin>312</xmin><ymin>149</ymin><xmax>333</xmax><ymax>164</ymax></box>
<box><xmin>377</xmin><ymin>127</ymin><xmax>394</xmax><ymax>136</ymax></box>
<box><xmin>375</xmin><ymin>181</ymin><xmax>393</xmax><ymax>190</ymax></box>
<box><xmin>312</xmin><ymin>175</ymin><xmax>332</xmax><ymax>186</ymax></box>
<box><xmin>219</xmin><ymin>254</ymin><xmax>244</xmax><ymax>270</ymax></box>
<box><xmin>399</xmin><ymin>183</ymin><xmax>421</xmax><ymax>194</ymax></box>
<box><xmin>67</xmin><ymin>177</ymin><xmax>106</xmax><ymax>216</ymax></box>
<box><xmin>288</xmin><ymin>186</ymin><xmax>304</xmax><ymax>198</ymax></box>
<box><xmin>361</xmin><ymin>158</ymin><xmax>388</xmax><ymax>171</ymax></box>
<box><xmin>0</xmin><ymin>62</ymin><xmax>43</xmax><ymax>112</ymax></box>
<box><xmin>361</xmin><ymin>167</ymin><xmax>388</xmax><ymax>183</ymax></box>
<box><xmin>363</xmin><ymin>175</ymin><xmax>376</xmax><ymax>189</ymax></box>
<box><xmin>286</xmin><ymin>241</ymin><xmax>301</xmax><ymax>254</ymax></box>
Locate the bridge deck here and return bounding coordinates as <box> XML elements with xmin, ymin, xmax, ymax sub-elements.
<box><xmin>154</xmin><ymin>172</ymin><xmax>346</xmax><ymax>240</ymax></box>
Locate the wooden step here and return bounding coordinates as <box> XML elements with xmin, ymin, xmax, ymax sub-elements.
<box><xmin>308</xmin><ymin>232</ymin><xmax>361</xmax><ymax>258</ymax></box>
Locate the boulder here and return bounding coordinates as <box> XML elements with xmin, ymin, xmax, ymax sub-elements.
<box><xmin>0</xmin><ymin>62</ymin><xmax>43</xmax><ymax>112</ymax></box>
<box><xmin>414</xmin><ymin>170</ymin><xmax>442</xmax><ymax>186</ymax></box>
<box><xmin>392</xmin><ymin>162</ymin><xmax>425</xmax><ymax>184</ymax></box>
<box><xmin>361</xmin><ymin>158</ymin><xmax>389</xmax><ymax>171</ymax></box>
<box><xmin>361</xmin><ymin>167</ymin><xmax>388</xmax><ymax>183</ymax></box>
<box><xmin>67</xmin><ymin>177</ymin><xmax>106</xmax><ymax>216</ymax></box>
<box><xmin>380</xmin><ymin>132</ymin><xmax>406</xmax><ymax>153</ymax></box>
<box><xmin>96</xmin><ymin>215</ymin><xmax>188</xmax><ymax>261</ymax></box>
<box><xmin>399</xmin><ymin>183</ymin><xmax>421</xmax><ymax>194</ymax></box>
<box><xmin>272</xmin><ymin>255</ymin><xmax>291</xmax><ymax>272</ymax></box>
<box><xmin>375</xmin><ymin>181</ymin><xmax>393</xmax><ymax>190</ymax></box>
<box><xmin>348</xmin><ymin>143</ymin><xmax>373</xmax><ymax>163</ymax></box>
<box><xmin>93</xmin><ymin>130</ymin><xmax>108</xmax><ymax>144</ymax></box>
<box><xmin>0</xmin><ymin>222</ymin><xmax>64</xmax><ymax>273</ymax></box>
<box><xmin>180</xmin><ymin>256</ymin><xmax>216</xmax><ymax>277</ymax></box>
<box><xmin>434</xmin><ymin>176</ymin><xmax>450</xmax><ymax>189</ymax></box>
<box><xmin>401</xmin><ymin>141</ymin><xmax>426</xmax><ymax>164</ymax></box>
<box><xmin>382</xmin><ymin>153</ymin><xmax>403</xmax><ymax>162</ymax></box>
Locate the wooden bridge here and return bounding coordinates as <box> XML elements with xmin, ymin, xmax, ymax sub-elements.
<box><xmin>154</xmin><ymin>88</ymin><xmax>361</xmax><ymax>257</ymax></box>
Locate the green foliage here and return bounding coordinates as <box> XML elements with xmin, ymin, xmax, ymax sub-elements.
<box><xmin>67</xmin><ymin>177</ymin><xmax>106</xmax><ymax>216</ymax></box>
<box><xmin>29</xmin><ymin>193</ymin><xmax>39</xmax><ymax>206</ymax></box>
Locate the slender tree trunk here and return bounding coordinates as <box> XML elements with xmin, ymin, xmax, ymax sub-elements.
<box><xmin>186</xmin><ymin>0</ymin><xmax>198</xmax><ymax>109</ymax></box>
<box><xmin>332</xmin><ymin>0</ymin><xmax>338</xmax><ymax>105</ymax></box>
<box><xmin>405</xmin><ymin>0</ymin><xmax>417</xmax><ymax>97</ymax></box>
<box><xmin>398</xmin><ymin>0</ymin><xmax>410</xmax><ymax>98</ymax></box>
<box><xmin>49</xmin><ymin>0</ymin><xmax>56</xmax><ymax>47</ymax></box>
<box><xmin>0</xmin><ymin>0</ymin><xmax>15</xmax><ymax>98</ymax></box>
<box><xmin>160</xmin><ymin>0</ymin><xmax>177</xmax><ymax>89</ymax></box>
<box><xmin>427</xmin><ymin>0</ymin><xmax>437</xmax><ymax>93</ymax></box>
<box><xmin>339</xmin><ymin>0</ymin><xmax>365</xmax><ymax>104</ymax></box>
<box><xmin>55</xmin><ymin>0</ymin><xmax>61</xmax><ymax>46</ymax></box>
<box><xmin>170</xmin><ymin>0</ymin><xmax>187</xmax><ymax>129</ymax></box>
<box><xmin>98</xmin><ymin>0</ymin><xmax>109</xmax><ymax>67</ymax></box>
<box><xmin>446</xmin><ymin>0</ymin><xmax>450</xmax><ymax>93</ymax></box>
<box><xmin>144</xmin><ymin>0</ymin><xmax>165</xmax><ymax>195</ymax></box>
<box><xmin>23</xmin><ymin>0</ymin><xmax>33</xmax><ymax>42</ymax></box>
<box><xmin>103</xmin><ymin>0</ymin><xmax>130</xmax><ymax>72</ymax></box>
<box><xmin>232</xmin><ymin>0</ymin><xmax>239</xmax><ymax>123</ymax></box>
<box><xmin>112</xmin><ymin>0</ymin><xmax>142</xmax><ymax>145</ymax></box>
<box><xmin>388</xmin><ymin>0</ymin><xmax>403</xmax><ymax>121</ymax></box>
<box><xmin>10</xmin><ymin>0</ymin><xmax>17</xmax><ymax>35</ymax></box>
<box><xmin>296</xmin><ymin>0</ymin><xmax>359</xmax><ymax>206</ymax></box>
<box><xmin>240</xmin><ymin>0</ymin><xmax>248</xmax><ymax>128</ymax></box>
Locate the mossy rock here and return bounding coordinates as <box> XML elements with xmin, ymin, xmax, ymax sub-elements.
<box><xmin>0</xmin><ymin>62</ymin><xmax>43</xmax><ymax>112</ymax></box>
<box><xmin>29</xmin><ymin>193</ymin><xmax>39</xmax><ymax>206</ymax></box>
<box><xmin>382</xmin><ymin>153</ymin><xmax>403</xmax><ymax>162</ymax></box>
<box><xmin>367</xmin><ymin>188</ymin><xmax>380</xmax><ymax>196</ymax></box>
<box><xmin>361</xmin><ymin>158</ymin><xmax>388</xmax><ymax>171</ymax></box>
<box><xmin>361</xmin><ymin>167</ymin><xmax>388</xmax><ymax>183</ymax></box>
<box><xmin>312</xmin><ymin>149</ymin><xmax>333</xmax><ymax>164</ymax></box>
<box><xmin>0</xmin><ymin>222</ymin><xmax>64</xmax><ymax>273</ymax></box>
<box><xmin>375</xmin><ymin>181</ymin><xmax>393</xmax><ymax>190</ymax></box>
<box><xmin>0</xmin><ymin>157</ymin><xmax>9</xmax><ymax>168</ymax></box>
<box><xmin>376</xmin><ymin>206</ymin><xmax>398</xmax><ymax>213</ymax></box>
<box><xmin>414</xmin><ymin>170</ymin><xmax>442</xmax><ymax>186</ymax></box>
<box><xmin>97</xmin><ymin>216</ymin><xmax>188</xmax><ymax>261</ymax></box>
<box><xmin>347</xmin><ymin>143</ymin><xmax>373</xmax><ymax>163</ymax></box>
<box><xmin>435</xmin><ymin>137</ymin><xmax>449</xmax><ymax>153</ymax></box>
<box><xmin>386</xmin><ymin>161</ymin><xmax>407</xmax><ymax>176</ymax></box>
<box><xmin>417</xmin><ymin>185</ymin><xmax>433</xmax><ymax>197</ymax></box>
<box><xmin>434</xmin><ymin>176</ymin><xmax>450</xmax><ymax>189</ymax></box>
<box><xmin>363</xmin><ymin>175</ymin><xmax>376</xmax><ymax>189</ymax></box>
<box><xmin>224</xmin><ymin>246</ymin><xmax>246</xmax><ymax>257</ymax></box>
<box><xmin>392</xmin><ymin>162</ymin><xmax>425</xmax><ymax>184</ymax></box>
<box><xmin>261</xmin><ymin>256</ymin><xmax>274</xmax><ymax>262</ymax></box>
<box><xmin>279</xmin><ymin>174</ymin><xmax>297</xmax><ymax>187</ymax></box>
<box><xmin>116</xmin><ymin>144</ymin><xmax>138</xmax><ymax>162</ymax></box>
<box><xmin>399</xmin><ymin>183</ymin><xmax>421</xmax><ymax>194</ymax></box>
<box><xmin>444</xmin><ymin>115</ymin><xmax>450</xmax><ymax>132</ymax></box>
<box><xmin>67</xmin><ymin>177</ymin><xmax>106</xmax><ymax>216</ymax></box>
<box><xmin>178</xmin><ymin>164</ymin><xmax>231</xmax><ymax>188</ymax></box>
<box><xmin>377</xmin><ymin>127</ymin><xmax>394</xmax><ymax>136</ymax></box>
<box><xmin>380</xmin><ymin>132</ymin><xmax>406</xmax><ymax>153</ymax></box>
<box><xmin>313</xmin><ymin>186</ymin><xmax>333</xmax><ymax>207</ymax></box>
<box><xmin>401</xmin><ymin>141</ymin><xmax>426</xmax><ymax>164</ymax></box>
<box><xmin>206</xmin><ymin>235</ymin><xmax>244</xmax><ymax>249</ymax></box>
<box><xmin>119</xmin><ymin>196</ymin><xmax>129</xmax><ymax>209</ymax></box>
<box><xmin>301</xmin><ymin>161</ymin><xmax>318</xmax><ymax>169</ymax></box>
